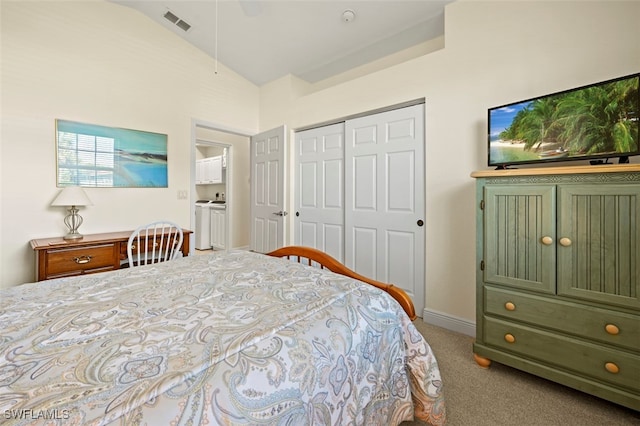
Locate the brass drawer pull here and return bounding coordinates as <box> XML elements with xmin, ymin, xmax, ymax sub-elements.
<box><xmin>604</xmin><ymin>362</ymin><xmax>619</xmax><ymax>374</ymax></box>
<box><xmin>73</xmin><ymin>255</ymin><xmax>92</xmax><ymax>264</ymax></box>
<box><xmin>605</xmin><ymin>324</ymin><xmax>620</xmax><ymax>335</ymax></box>
<box><xmin>504</xmin><ymin>302</ymin><xmax>516</xmax><ymax>311</ymax></box>
<box><xmin>504</xmin><ymin>333</ymin><xmax>516</xmax><ymax>343</ymax></box>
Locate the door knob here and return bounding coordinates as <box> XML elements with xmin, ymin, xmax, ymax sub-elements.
<box><xmin>417</xmin><ymin>220</ymin><xmax>424</xmax><ymax>227</ymax></box>
<box><xmin>273</xmin><ymin>211</ymin><xmax>288</xmax><ymax>216</ymax></box>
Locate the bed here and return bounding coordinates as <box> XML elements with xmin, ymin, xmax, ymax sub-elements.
<box><xmin>0</xmin><ymin>247</ymin><xmax>446</xmax><ymax>425</ymax></box>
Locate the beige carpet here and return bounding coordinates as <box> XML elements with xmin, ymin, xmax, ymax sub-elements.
<box><xmin>401</xmin><ymin>321</ymin><xmax>640</xmax><ymax>426</ymax></box>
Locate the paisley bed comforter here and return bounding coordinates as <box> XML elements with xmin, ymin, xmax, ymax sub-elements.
<box><xmin>0</xmin><ymin>250</ymin><xmax>446</xmax><ymax>425</ymax></box>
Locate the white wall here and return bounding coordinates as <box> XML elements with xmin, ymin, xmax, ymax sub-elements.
<box><xmin>1</xmin><ymin>1</ymin><xmax>259</xmax><ymax>286</ymax></box>
<box><xmin>258</xmin><ymin>0</ymin><xmax>640</xmax><ymax>324</ymax></box>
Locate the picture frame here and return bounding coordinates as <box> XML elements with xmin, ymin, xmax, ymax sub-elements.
<box><xmin>56</xmin><ymin>119</ymin><xmax>168</xmax><ymax>188</ymax></box>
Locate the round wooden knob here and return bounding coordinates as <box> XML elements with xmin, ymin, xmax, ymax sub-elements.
<box><xmin>605</xmin><ymin>324</ymin><xmax>620</xmax><ymax>335</ymax></box>
<box><xmin>605</xmin><ymin>362</ymin><xmax>619</xmax><ymax>374</ymax></box>
<box><xmin>559</xmin><ymin>237</ymin><xmax>572</xmax><ymax>247</ymax></box>
<box><xmin>504</xmin><ymin>302</ymin><xmax>516</xmax><ymax>311</ymax></box>
<box><xmin>504</xmin><ymin>333</ymin><xmax>516</xmax><ymax>343</ymax></box>
<box><xmin>541</xmin><ymin>236</ymin><xmax>553</xmax><ymax>245</ymax></box>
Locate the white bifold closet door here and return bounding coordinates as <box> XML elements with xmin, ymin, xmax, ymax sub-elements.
<box><xmin>345</xmin><ymin>104</ymin><xmax>425</xmax><ymax>313</ymax></box>
<box><xmin>294</xmin><ymin>104</ymin><xmax>425</xmax><ymax>314</ymax></box>
<box><xmin>294</xmin><ymin>123</ymin><xmax>345</xmax><ymax>262</ymax></box>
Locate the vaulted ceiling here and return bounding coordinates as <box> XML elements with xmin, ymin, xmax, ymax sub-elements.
<box><xmin>111</xmin><ymin>0</ymin><xmax>453</xmax><ymax>86</ymax></box>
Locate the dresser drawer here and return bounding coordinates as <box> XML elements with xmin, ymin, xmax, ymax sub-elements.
<box><xmin>485</xmin><ymin>286</ymin><xmax>640</xmax><ymax>352</ymax></box>
<box><xmin>484</xmin><ymin>316</ymin><xmax>640</xmax><ymax>392</ymax></box>
<box><xmin>45</xmin><ymin>244</ymin><xmax>118</xmax><ymax>278</ymax></box>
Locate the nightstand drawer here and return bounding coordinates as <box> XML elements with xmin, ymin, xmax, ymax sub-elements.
<box><xmin>485</xmin><ymin>286</ymin><xmax>640</xmax><ymax>351</ymax></box>
<box><xmin>484</xmin><ymin>317</ymin><xmax>640</xmax><ymax>392</ymax></box>
<box><xmin>45</xmin><ymin>244</ymin><xmax>117</xmax><ymax>278</ymax></box>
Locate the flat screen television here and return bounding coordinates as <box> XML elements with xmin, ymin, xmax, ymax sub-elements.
<box><xmin>488</xmin><ymin>73</ymin><xmax>639</xmax><ymax>169</ymax></box>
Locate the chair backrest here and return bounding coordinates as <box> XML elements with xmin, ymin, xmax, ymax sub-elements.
<box><xmin>127</xmin><ymin>221</ymin><xmax>184</xmax><ymax>267</ymax></box>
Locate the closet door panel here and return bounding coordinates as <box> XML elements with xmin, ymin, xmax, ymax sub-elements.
<box><xmin>299</xmin><ymin>162</ymin><xmax>317</xmax><ymax>208</ymax></box>
<box><xmin>353</xmin><ymin>155</ymin><xmax>377</xmax><ymax>210</ymax></box>
<box><xmin>323</xmin><ymin>224</ymin><xmax>344</xmax><ymax>266</ymax></box>
<box><xmin>324</xmin><ymin>159</ymin><xmax>342</xmax><ymax>208</ymax></box>
<box><xmin>387</xmin><ymin>150</ymin><xmax>415</xmax><ymax>211</ymax></box>
<box><xmin>353</xmin><ymin>226</ymin><xmax>377</xmax><ymax>279</ymax></box>
<box><xmin>346</xmin><ymin>104</ymin><xmax>425</xmax><ymax>314</ymax></box>
<box><xmin>387</xmin><ymin>230</ymin><xmax>415</xmax><ymax>293</ymax></box>
<box><xmin>294</xmin><ymin>123</ymin><xmax>345</xmax><ymax>262</ymax></box>
<box><xmin>299</xmin><ymin>222</ymin><xmax>317</xmax><ymax>248</ymax></box>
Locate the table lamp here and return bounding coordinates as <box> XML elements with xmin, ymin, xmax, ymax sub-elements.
<box><xmin>51</xmin><ymin>186</ymin><xmax>93</xmax><ymax>240</ymax></box>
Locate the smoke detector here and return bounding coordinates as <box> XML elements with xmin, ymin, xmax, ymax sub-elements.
<box><xmin>342</xmin><ymin>9</ymin><xmax>355</xmax><ymax>23</ymax></box>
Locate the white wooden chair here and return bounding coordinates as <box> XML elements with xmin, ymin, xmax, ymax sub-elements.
<box><xmin>127</xmin><ymin>221</ymin><xmax>184</xmax><ymax>267</ymax></box>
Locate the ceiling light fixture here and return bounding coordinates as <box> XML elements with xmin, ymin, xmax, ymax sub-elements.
<box><xmin>342</xmin><ymin>9</ymin><xmax>355</xmax><ymax>23</ymax></box>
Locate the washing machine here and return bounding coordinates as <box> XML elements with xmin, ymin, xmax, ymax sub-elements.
<box><xmin>195</xmin><ymin>200</ymin><xmax>213</xmax><ymax>249</ymax></box>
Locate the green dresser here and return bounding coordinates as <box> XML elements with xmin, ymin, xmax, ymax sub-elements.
<box><xmin>472</xmin><ymin>164</ymin><xmax>640</xmax><ymax>411</ymax></box>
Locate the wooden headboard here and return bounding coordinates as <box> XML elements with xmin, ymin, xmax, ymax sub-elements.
<box><xmin>266</xmin><ymin>246</ymin><xmax>417</xmax><ymax>321</ymax></box>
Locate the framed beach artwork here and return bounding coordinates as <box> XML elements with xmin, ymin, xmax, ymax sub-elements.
<box><xmin>56</xmin><ymin>120</ymin><xmax>168</xmax><ymax>188</ymax></box>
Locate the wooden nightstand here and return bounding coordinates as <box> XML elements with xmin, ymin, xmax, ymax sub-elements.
<box><xmin>30</xmin><ymin>229</ymin><xmax>192</xmax><ymax>281</ymax></box>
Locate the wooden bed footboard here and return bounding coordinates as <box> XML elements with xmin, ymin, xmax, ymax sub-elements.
<box><xmin>267</xmin><ymin>246</ymin><xmax>417</xmax><ymax>320</ymax></box>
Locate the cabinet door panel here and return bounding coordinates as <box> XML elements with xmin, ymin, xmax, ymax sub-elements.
<box><xmin>484</xmin><ymin>185</ymin><xmax>555</xmax><ymax>293</ymax></box>
<box><xmin>211</xmin><ymin>156</ymin><xmax>223</xmax><ymax>183</ymax></box>
<box><xmin>558</xmin><ymin>185</ymin><xmax>640</xmax><ymax>308</ymax></box>
<box><xmin>195</xmin><ymin>160</ymin><xmax>204</xmax><ymax>184</ymax></box>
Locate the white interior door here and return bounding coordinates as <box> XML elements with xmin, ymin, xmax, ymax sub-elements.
<box><xmin>294</xmin><ymin>123</ymin><xmax>345</xmax><ymax>262</ymax></box>
<box><xmin>250</xmin><ymin>126</ymin><xmax>287</xmax><ymax>253</ymax></box>
<box><xmin>345</xmin><ymin>104</ymin><xmax>425</xmax><ymax>313</ymax></box>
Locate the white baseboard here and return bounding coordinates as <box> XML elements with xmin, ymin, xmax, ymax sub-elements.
<box><xmin>421</xmin><ymin>308</ymin><xmax>476</xmax><ymax>337</ymax></box>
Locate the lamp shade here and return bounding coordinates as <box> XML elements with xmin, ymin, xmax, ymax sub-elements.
<box><xmin>51</xmin><ymin>186</ymin><xmax>93</xmax><ymax>207</ymax></box>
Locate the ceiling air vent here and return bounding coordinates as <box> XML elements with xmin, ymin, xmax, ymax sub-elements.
<box><xmin>163</xmin><ymin>9</ymin><xmax>191</xmax><ymax>32</ymax></box>
<box><xmin>175</xmin><ymin>20</ymin><xmax>191</xmax><ymax>32</ymax></box>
